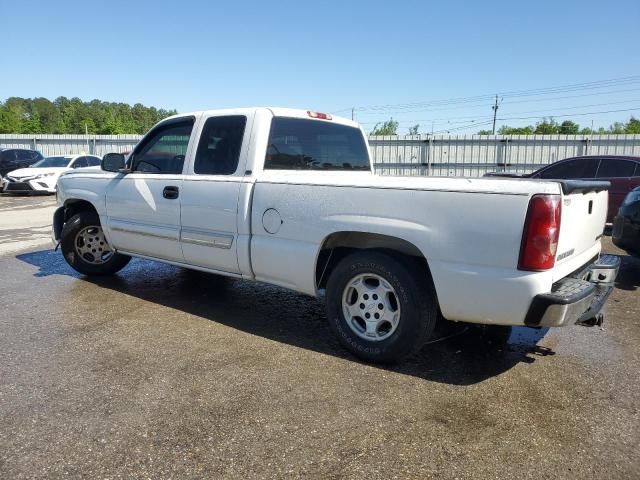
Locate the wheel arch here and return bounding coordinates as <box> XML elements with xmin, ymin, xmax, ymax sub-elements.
<box><xmin>314</xmin><ymin>231</ymin><xmax>434</xmax><ymax>291</ymax></box>
<box><xmin>53</xmin><ymin>198</ymin><xmax>101</xmax><ymax>243</ymax></box>
<box><xmin>63</xmin><ymin>198</ymin><xmax>100</xmax><ymax>222</ymax></box>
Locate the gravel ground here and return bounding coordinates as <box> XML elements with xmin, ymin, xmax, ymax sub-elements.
<box><xmin>0</xmin><ymin>196</ymin><xmax>638</xmax><ymax>479</ymax></box>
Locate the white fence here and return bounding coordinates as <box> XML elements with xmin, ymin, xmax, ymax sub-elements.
<box><xmin>369</xmin><ymin>134</ymin><xmax>640</xmax><ymax>176</ymax></box>
<box><xmin>2</xmin><ymin>134</ymin><xmax>640</xmax><ymax>177</ymax></box>
<box><xmin>0</xmin><ymin>134</ymin><xmax>141</xmax><ymax>157</ymax></box>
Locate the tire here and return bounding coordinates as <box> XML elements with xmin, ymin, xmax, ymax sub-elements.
<box><xmin>60</xmin><ymin>210</ymin><xmax>130</xmax><ymax>276</ymax></box>
<box><xmin>325</xmin><ymin>251</ymin><xmax>438</xmax><ymax>364</ymax></box>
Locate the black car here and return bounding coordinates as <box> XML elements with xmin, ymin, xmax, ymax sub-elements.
<box><xmin>612</xmin><ymin>187</ymin><xmax>640</xmax><ymax>257</ymax></box>
<box><xmin>0</xmin><ymin>148</ymin><xmax>44</xmax><ymax>177</ymax></box>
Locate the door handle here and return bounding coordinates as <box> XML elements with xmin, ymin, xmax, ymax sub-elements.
<box><xmin>163</xmin><ymin>186</ymin><xmax>179</xmax><ymax>199</ymax></box>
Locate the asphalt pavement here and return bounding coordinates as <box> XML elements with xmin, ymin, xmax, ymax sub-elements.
<box><xmin>0</xmin><ymin>195</ymin><xmax>638</xmax><ymax>479</ymax></box>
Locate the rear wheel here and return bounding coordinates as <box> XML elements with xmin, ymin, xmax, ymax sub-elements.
<box><xmin>325</xmin><ymin>251</ymin><xmax>438</xmax><ymax>364</ymax></box>
<box><xmin>61</xmin><ymin>211</ymin><xmax>130</xmax><ymax>275</ymax></box>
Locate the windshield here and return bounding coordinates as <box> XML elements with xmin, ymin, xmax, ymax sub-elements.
<box><xmin>31</xmin><ymin>156</ymin><xmax>71</xmax><ymax>168</ymax></box>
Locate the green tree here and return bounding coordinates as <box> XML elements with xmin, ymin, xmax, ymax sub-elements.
<box><xmin>22</xmin><ymin>110</ymin><xmax>42</xmax><ymax>133</ymax></box>
<box><xmin>608</xmin><ymin>122</ymin><xmax>626</xmax><ymax>134</ymax></box>
<box><xmin>370</xmin><ymin>118</ymin><xmax>399</xmax><ymax>135</ymax></box>
<box><xmin>498</xmin><ymin>125</ymin><xmax>534</xmax><ymax>135</ymax></box>
<box><xmin>625</xmin><ymin>117</ymin><xmax>640</xmax><ymax>134</ymax></box>
<box><xmin>0</xmin><ymin>96</ymin><xmax>177</xmax><ymax>134</ymax></box>
<box><xmin>408</xmin><ymin>124</ymin><xmax>420</xmax><ymax>135</ymax></box>
<box><xmin>534</xmin><ymin>118</ymin><xmax>559</xmax><ymax>134</ymax></box>
<box><xmin>558</xmin><ymin>120</ymin><xmax>580</xmax><ymax>134</ymax></box>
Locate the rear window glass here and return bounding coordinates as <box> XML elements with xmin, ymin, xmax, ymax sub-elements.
<box><xmin>596</xmin><ymin>159</ymin><xmax>637</xmax><ymax>178</ymax></box>
<box><xmin>32</xmin><ymin>156</ymin><xmax>70</xmax><ymax>168</ymax></box>
<box><xmin>264</xmin><ymin>117</ymin><xmax>370</xmax><ymax>171</ymax></box>
<box><xmin>537</xmin><ymin>158</ymin><xmax>599</xmax><ymax>179</ymax></box>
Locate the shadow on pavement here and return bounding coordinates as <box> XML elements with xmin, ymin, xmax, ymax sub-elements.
<box><xmin>17</xmin><ymin>249</ymin><xmax>552</xmax><ymax>385</ymax></box>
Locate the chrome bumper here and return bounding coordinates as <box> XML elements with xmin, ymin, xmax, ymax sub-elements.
<box><xmin>524</xmin><ymin>255</ymin><xmax>620</xmax><ymax>328</ymax></box>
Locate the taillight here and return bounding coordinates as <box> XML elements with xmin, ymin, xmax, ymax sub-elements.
<box><xmin>518</xmin><ymin>194</ymin><xmax>561</xmax><ymax>271</ymax></box>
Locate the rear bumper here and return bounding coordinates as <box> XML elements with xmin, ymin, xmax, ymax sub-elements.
<box><xmin>524</xmin><ymin>254</ymin><xmax>620</xmax><ymax>327</ymax></box>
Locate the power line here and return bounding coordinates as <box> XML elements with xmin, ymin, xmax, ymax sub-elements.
<box><xmin>367</xmin><ymin>106</ymin><xmax>640</xmax><ymax>134</ymax></box>
<box><xmin>429</xmin><ymin>107</ymin><xmax>640</xmax><ymax>134</ymax></box>
<box><xmin>498</xmin><ymin>107</ymin><xmax>640</xmax><ymax>122</ymax></box>
<box><xmin>339</xmin><ymin>75</ymin><xmax>640</xmax><ymax>114</ymax></box>
<box><xmin>432</xmin><ymin>119</ymin><xmax>494</xmax><ymax>134</ymax></box>
<box><xmin>359</xmin><ymin>98</ymin><xmax>640</xmax><ymax>126</ymax></box>
<box><xmin>353</xmin><ymin>87</ymin><xmax>640</xmax><ymax>117</ymax></box>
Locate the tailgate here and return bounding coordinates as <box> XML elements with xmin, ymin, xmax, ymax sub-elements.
<box><xmin>555</xmin><ymin>181</ymin><xmax>609</xmax><ymax>270</ymax></box>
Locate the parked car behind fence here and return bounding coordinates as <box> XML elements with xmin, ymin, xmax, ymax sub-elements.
<box><xmin>0</xmin><ymin>148</ymin><xmax>44</xmax><ymax>178</ymax></box>
<box><xmin>2</xmin><ymin>154</ymin><xmax>101</xmax><ymax>194</ymax></box>
<box><xmin>485</xmin><ymin>155</ymin><xmax>640</xmax><ymax>223</ymax></box>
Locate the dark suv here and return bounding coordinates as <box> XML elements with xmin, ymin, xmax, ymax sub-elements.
<box><xmin>0</xmin><ymin>148</ymin><xmax>44</xmax><ymax>177</ymax></box>
<box><xmin>486</xmin><ymin>155</ymin><xmax>640</xmax><ymax>223</ymax></box>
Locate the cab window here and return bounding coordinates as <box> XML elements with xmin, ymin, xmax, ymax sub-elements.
<box><xmin>194</xmin><ymin>116</ymin><xmax>246</xmax><ymax>175</ymax></box>
<box><xmin>131</xmin><ymin>119</ymin><xmax>194</xmax><ymax>174</ymax></box>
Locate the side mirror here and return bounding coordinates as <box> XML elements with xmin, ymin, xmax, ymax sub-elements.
<box><xmin>101</xmin><ymin>153</ymin><xmax>126</xmax><ymax>173</ymax></box>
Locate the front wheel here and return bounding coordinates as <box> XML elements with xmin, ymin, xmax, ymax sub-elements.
<box><xmin>60</xmin><ymin>211</ymin><xmax>130</xmax><ymax>276</ymax></box>
<box><xmin>325</xmin><ymin>251</ymin><xmax>438</xmax><ymax>364</ymax></box>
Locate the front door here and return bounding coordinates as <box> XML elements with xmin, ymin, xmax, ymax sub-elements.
<box><xmin>105</xmin><ymin>117</ymin><xmax>196</xmax><ymax>262</ymax></box>
<box><xmin>180</xmin><ymin>113</ymin><xmax>251</xmax><ymax>274</ymax></box>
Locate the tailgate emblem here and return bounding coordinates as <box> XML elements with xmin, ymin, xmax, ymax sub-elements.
<box><xmin>557</xmin><ymin>249</ymin><xmax>575</xmax><ymax>261</ymax></box>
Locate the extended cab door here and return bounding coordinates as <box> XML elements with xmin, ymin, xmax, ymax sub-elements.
<box><xmin>104</xmin><ymin>117</ymin><xmax>196</xmax><ymax>262</ymax></box>
<box><xmin>179</xmin><ymin>113</ymin><xmax>252</xmax><ymax>274</ymax></box>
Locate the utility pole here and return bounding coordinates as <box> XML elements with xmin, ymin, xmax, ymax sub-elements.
<box><xmin>491</xmin><ymin>94</ymin><xmax>500</xmax><ymax>134</ymax></box>
<box><xmin>351</xmin><ymin>107</ymin><xmax>355</xmax><ymax>121</ymax></box>
<box><xmin>85</xmin><ymin>122</ymin><xmax>90</xmax><ymax>153</ymax></box>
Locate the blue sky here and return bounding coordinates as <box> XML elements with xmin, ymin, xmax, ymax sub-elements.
<box><xmin>2</xmin><ymin>0</ymin><xmax>639</xmax><ymax>133</ymax></box>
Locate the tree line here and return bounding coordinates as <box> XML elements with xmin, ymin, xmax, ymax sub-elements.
<box><xmin>0</xmin><ymin>97</ymin><xmax>177</xmax><ymax>135</ymax></box>
<box><xmin>369</xmin><ymin>117</ymin><xmax>640</xmax><ymax>135</ymax></box>
<box><xmin>479</xmin><ymin>117</ymin><xmax>640</xmax><ymax>135</ymax></box>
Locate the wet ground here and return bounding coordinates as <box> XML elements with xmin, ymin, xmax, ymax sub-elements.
<box><xmin>0</xmin><ymin>193</ymin><xmax>56</xmax><ymax>256</ymax></box>
<box><xmin>0</xmin><ymin>197</ymin><xmax>639</xmax><ymax>479</ymax></box>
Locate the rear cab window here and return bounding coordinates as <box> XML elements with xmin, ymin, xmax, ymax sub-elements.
<box><xmin>265</xmin><ymin>117</ymin><xmax>370</xmax><ymax>171</ymax></box>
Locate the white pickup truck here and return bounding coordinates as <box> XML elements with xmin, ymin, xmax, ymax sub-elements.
<box><xmin>52</xmin><ymin>107</ymin><xmax>620</xmax><ymax>363</ymax></box>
